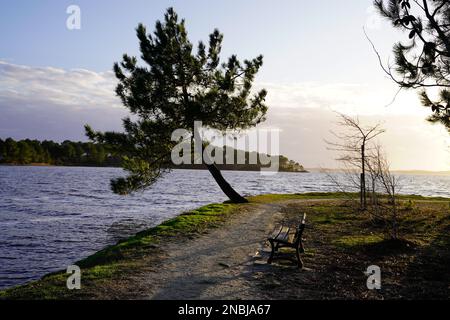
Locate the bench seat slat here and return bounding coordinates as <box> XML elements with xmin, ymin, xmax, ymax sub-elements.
<box><xmin>287</xmin><ymin>230</ymin><xmax>297</xmax><ymax>244</ymax></box>
<box><xmin>273</xmin><ymin>233</ymin><xmax>297</xmax><ymax>245</ymax></box>
<box><xmin>274</xmin><ymin>226</ymin><xmax>290</xmax><ymax>242</ymax></box>
<box><xmin>269</xmin><ymin>226</ymin><xmax>283</xmax><ymax>240</ymax></box>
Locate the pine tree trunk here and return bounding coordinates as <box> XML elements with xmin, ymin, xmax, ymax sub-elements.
<box><xmin>192</xmin><ymin>126</ymin><xmax>248</xmax><ymax>204</ymax></box>
<box><xmin>204</xmin><ymin>163</ymin><xmax>248</xmax><ymax>203</ymax></box>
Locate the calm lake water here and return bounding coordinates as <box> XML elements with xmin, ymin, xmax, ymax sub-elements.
<box><xmin>0</xmin><ymin>166</ymin><xmax>449</xmax><ymax>289</ymax></box>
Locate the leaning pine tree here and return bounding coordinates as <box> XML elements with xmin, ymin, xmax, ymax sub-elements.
<box><xmin>85</xmin><ymin>8</ymin><xmax>268</xmax><ymax>203</ymax></box>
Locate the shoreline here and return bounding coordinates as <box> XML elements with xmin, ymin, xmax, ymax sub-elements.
<box><xmin>0</xmin><ymin>163</ymin><xmax>309</xmax><ymax>173</ymax></box>
<box><xmin>2</xmin><ymin>164</ymin><xmax>449</xmax><ymax>175</ymax></box>
<box><xmin>0</xmin><ymin>192</ymin><xmax>449</xmax><ymax>299</ymax></box>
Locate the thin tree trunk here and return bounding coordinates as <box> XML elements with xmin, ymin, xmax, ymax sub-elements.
<box><xmin>372</xmin><ymin>178</ymin><xmax>376</xmax><ymax>206</ymax></box>
<box><xmin>360</xmin><ymin>173</ymin><xmax>364</xmax><ymax>210</ymax></box>
<box><xmin>391</xmin><ymin>185</ymin><xmax>398</xmax><ymax>240</ymax></box>
<box><xmin>361</xmin><ymin>143</ymin><xmax>367</xmax><ymax>210</ymax></box>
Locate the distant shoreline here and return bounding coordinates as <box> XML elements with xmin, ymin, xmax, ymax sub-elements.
<box><xmin>1</xmin><ymin>163</ymin><xmax>449</xmax><ymax>175</ymax></box>
<box><xmin>306</xmin><ymin>167</ymin><xmax>450</xmax><ymax>176</ymax></box>
<box><xmin>0</xmin><ymin>163</ymin><xmax>56</xmax><ymax>167</ymax></box>
<box><xmin>0</xmin><ymin>163</ymin><xmax>309</xmax><ymax>173</ymax></box>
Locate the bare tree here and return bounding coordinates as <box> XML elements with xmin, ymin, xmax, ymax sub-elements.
<box><xmin>366</xmin><ymin>144</ymin><xmax>402</xmax><ymax>240</ymax></box>
<box><xmin>326</xmin><ymin>113</ymin><xmax>385</xmax><ymax>210</ymax></box>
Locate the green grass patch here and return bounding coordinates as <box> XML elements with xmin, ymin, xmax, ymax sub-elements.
<box><xmin>311</xmin><ymin>210</ymin><xmax>355</xmax><ymax>224</ymax></box>
<box><xmin>249</xmin><ymin>192</ymin><xmax>449</xmax><ymax>204</ymax></box>
<box><xmin>248</xmin><ymin>192</ymin><xmax>351</xmax><ymax>203</ymax></box>
<box><xmin>333</xmin><ymin>234</ymin><xmax>385</xmax><ymax>248</ymax></box>
<box><xmin>395</xmin><ymin>194</ymin><xmax>450</xmax><ymax>202</ymax></box>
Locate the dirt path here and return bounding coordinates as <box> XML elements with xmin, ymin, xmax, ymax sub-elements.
<box><xmin>134</xmin><ymin>202</ymin><xmax>288</xmax><ymax>300</ymax></box>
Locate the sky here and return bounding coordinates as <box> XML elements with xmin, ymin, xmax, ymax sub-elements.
<box><xmin>0</xmin><ymin>0</ymin><xmax>449</xmax><ymax>170</ymax></box>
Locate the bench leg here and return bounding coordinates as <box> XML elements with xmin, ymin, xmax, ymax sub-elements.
<box><xmin>299</xmin><ymin>240</ymin><xmax>305</xmax><ymax>254</ymax></box>
<box><xmin>296</xmin><ymin>247</ymin><xmax>304</xmax><ymax>269</ymax></box>
<box><xmin>268</xmin><ymin>240</ymin><xmax>275</xmax><ymax>264</ymax></box>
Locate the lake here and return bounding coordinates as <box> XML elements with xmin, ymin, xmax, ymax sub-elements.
<box><xmin>0</xmin><ymin>166</ymin><xmax>449</xmax><ymax>289</ymax></box>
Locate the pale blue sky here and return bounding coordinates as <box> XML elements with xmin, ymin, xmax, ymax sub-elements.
<box><xmin>0</xmin><ymin>0</ymin><xmax>395</xmax><ymax>82</ymax></box>
<box><xmin>0</xmin><ymin>0</ymin><xmax>448</xmax><ymax>170</ymax></box>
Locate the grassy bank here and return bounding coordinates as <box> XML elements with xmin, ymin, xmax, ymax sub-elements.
<box><xmin>0</xmin><ymin>201</ymin><xmax>243</xmax><ymax>299</ymax></box>
<box><xmin>0</xmin><ymin>192</ymin><xmax>449</xmax><ymax>300</ymax></box>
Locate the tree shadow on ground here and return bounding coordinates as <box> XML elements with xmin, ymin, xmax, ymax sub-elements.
<box><xmin>396</xmin><ymin>217</ymin><xmax>450</xmax><ymax>299</ymax></box>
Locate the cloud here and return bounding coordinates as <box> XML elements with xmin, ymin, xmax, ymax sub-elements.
<box><xmin>0</xmin><ymin>60</ymin><xmax>448</xmax><ymax>170</ymax></box>
<box><xmin>0</xmin><ymin>61</ymin><xmax>126</xmax><ymax>141</ymax></box>
<box><xmin>256</xmin><ymin>81</ymin><xmax>431</xmax><ymax>117</ymax></box>
<box><xmin>263</xmin><ymin>106</ymin><xmax>449</xmax><ymax>171</ymax></box>
<box><xmin>0</xmin><ymin>61</ymin><xmax>120</xmax><ymax>109</ymax></box>
<box><xmin>254</xmin><ymin>82</ymin><xmax>449</xmax><ymax>171</ymax></box>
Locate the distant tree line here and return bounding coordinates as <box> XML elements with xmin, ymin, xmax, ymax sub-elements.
<box><xmin>0</xmin><ymin>138</ymin><xmax>121</xmax><ymax>166</ymax></box>
<box><xmin>178</xmin><ymin>152</ymin><xmax>306</xmax><ymax>172</ymax></box>
<box><xmin>279</xmin><ymin>156</ymin><xmax>306</xmax><ymax>172</ymax></box>
<box><xmin>0</xmin><ymin>138</ymin><xmax>306</xmax><ymax>172</ymax></box>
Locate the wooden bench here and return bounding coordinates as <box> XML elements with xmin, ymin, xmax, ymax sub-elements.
<box><xmin>267</xmin><ymin>213</ymin><xmax>306</xmax><ymax>269</ymax></box>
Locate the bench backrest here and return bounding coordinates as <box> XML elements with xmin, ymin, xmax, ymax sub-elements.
<box><xmin>294</xmin><ymin>213</ymin><xmax>307</xmax><ymax>245</ymax></box>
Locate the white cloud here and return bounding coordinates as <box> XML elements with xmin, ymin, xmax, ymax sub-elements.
<box><xmin>0</xmin><ymin>61</ymin><xmax>120</xmax><ymax>110</ymax></box>
<box><xmin>256</xmin><ymin>81</ymin><xmax>430</xmax><ymax>117</ymax></box>
<box><xmin>0</xmin><ymin>60</ymin><xmax>448</xmax><ymax>170</ymax></box>
<box><xmin>254</xmin><ymin>82</ymin><xmax>449</xmax><ymax>171</ymax></box>
<box><xmin>263</xmin><ymin>106</ymin><xmax>449</xmax><ymax>171</ymax></box>
<box><xmin>0</xmin><ymin>61</ymin><xmax>126</xmax><ymax>141</ymax></box>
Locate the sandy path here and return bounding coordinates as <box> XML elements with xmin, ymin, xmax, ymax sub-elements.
<box><xmin>137</xmin><ymin>202</ymin><xmax>285</xmax><ymax>300</ymax></box>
